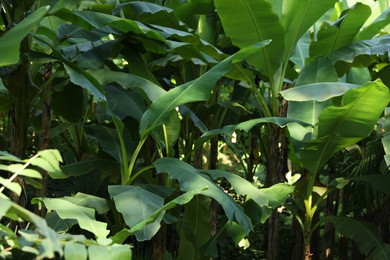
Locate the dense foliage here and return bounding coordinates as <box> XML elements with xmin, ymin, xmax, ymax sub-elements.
<box><xmin>1</xmin><ymin>0</ymin><xmax>390</xmax><ymax>259</ymax></box>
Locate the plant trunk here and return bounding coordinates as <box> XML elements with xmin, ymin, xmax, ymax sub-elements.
<box><xmin>265</xmin><ymin>125</ymin><xmax>288</xmax><ymax>260</ymax></box>
<box><xmin>290</xmin><ymin>216</ymin><xmax>303</xmax><ymax>260</ymax></box>
<box><xmin>321</xmin><ymin>168</ymin><xmax>339</xmax><ymax>260</ymax></box>
<box><xmin>304</xmin><ymin>244</ymin><xmax>312</xmax><ymax>260</ymax></box>
<box><xmin>339</xmin><ymin>235</ymin><xmax>348</xmax><ymax>260</ymax></box>
<box><xmin>4</xmin><ymin>39</ymin><xmax>36</xmax><ymax>211</ymax></box>
<box><xmin>35</xmin><ymin>63</ymin><xmax>52</xmax><ymax>216</ymax></box>
<box><xmin>209</xmin><ymin>137</ymin><xmax>218</xmax><ymax>236</ymax></box>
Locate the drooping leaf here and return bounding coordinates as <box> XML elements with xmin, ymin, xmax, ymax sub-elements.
<box><xmin>326</xmin><ymin>216</ymin><xmax>390</xmax><ymax>259</ymax></box>
<box><xmin>0</xmin><ymin>197</ymin><xmax>62</xmax><ymax>258</ymax></box>
<box><xmin>301</xmin><ymin>80</ymin><xmax>390</xmax><ymax>174</ymax></box>
<box><xmin>327</xmin><ymin>34</ymin><xmax>390</xmax><ymax>65</ymax></box>
<box><xmin>108</xmin><ymin>185</ymin><xmax>165</xmax><ymax>241</ymax></box>
<box><xmin>281</xmin><ymin>82</ymin><xmax>359</xmax><ymax>102</ymax></box>
<box><xmin>0</xmin><ymin>6</ymin><xmax>49</xmax><ymax>66</ymax></box>
<box><xmin>205</xmin><ymin>170</ymin><xmax>294</xmax><ymax>208</ymax></box>
<box><xmin>27</xmin><ymin>51</ymin><xmax>106</xmax><ymax>101</ymax></box>
<box><xmin>139</xmin><ymin>41</ymin><xmax>270</xmax><ymax>139</ymax></box>
<box><xmin>195</xmin><ymin>117</ymin><xmax>309</xmax><ymax>150</ymax></box>
<box><xmin>110</xmin><ymin>189</ymin><xmax>204</xmax><ymax>244</ymax></box>
<box><xmin>63</xmin><ymin>193</ymin><xmax>110</xmax><ymax>215</ymax></box>
<box><xmin>89</xmin><ymin>69</ymin><xmax>165</xmax><ymax>103</ymax></box>
<box><xmin>154</xmin><ymin>158</ymin><xmax>252</xmax><ymax>234</ymax></box>
<box><xmin>355</xmin><ymin>174</ymin><xmax>390</xmax><ymax>194</ymax></box>
<box><xmin>214</xmin><ymin>0</ymin><xmax>284</xmax><ymax>78</ymax></box>
<box><xmin>114</xmin><ymin>1</ymin><xmax>183</xmax><ymax>30</ymax></box>
<box><xmin>36</xmin><ymin>198</ymin><xmax>110</xmax><ymax>239</ymax></box>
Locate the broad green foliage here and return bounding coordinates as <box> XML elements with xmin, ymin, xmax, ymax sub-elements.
<box><xmin>327</xmin><ymin>216</ymin><xmax>390</xmax><ymax>259</ymax></box>
<box><xmin>0</xmin><ymin>6</ymin><xmax>49</xmax><ymax>66</ymax></box>
<box><xmin>300</xmin><ymin>80</ymin><xmax>389</xmax><ymax>175</ymax></box>
<box><xmin>155</xmin><ymin>157</ymin><xmax>253</xmax><ymax>233</ymax></box>
<box><xmin>0</xmin><ymin>150</ymin><xmax>131</xmax><ymax>259</ymax></box>
<box><xmin>1</xmin><ymin>0</ymin><xmax>390</xmax><ymax>259</ymax></box>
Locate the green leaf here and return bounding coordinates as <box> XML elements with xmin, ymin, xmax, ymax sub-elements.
<box><xmin>0</xmin><ymin>176</ymin><xmax>22</xmax><ymax>195</ymax></box>
<box><xmin>37</xmin><ymin>198</ymin><xmax>109</xmax><ymax>239</ymax></box>
<box><xmin>290</xmin><ymin>32</ymin><xmax>310</xmax><ymax>69</ymax></box>
<box><xmin>281</xmin><ymin>82</ymin><xmax>359</xmax><ymax>102</ymax></box>
<box><xmin>114</xmin><ymin>1</ymin><xmax>183</xmax><ymax>30</ymax></box>
<box><xmin>139</xmin><ymin>41</ymin><xmax>270</xmax><ymax>139</ymax></box>
<box><xmin>64</xmin><ymin>193</ymin><xmax>109</xmax><ymax>215</ymax></box>
<box><xmin>87</xmin><ymin>244</ymin><xmax>132</xmax><ymax>260</ymax></box>
<box><xmin>355</xmin><ymin>175</ymin><xmax>390</xmax><ymax>194</ymax></box>
<box><xmin>0</xmin><ymin>197</ymin><xmax>62</xmax><ymax>258</ymax></box>
<box><xmin>89</xmin><ymin>69</ymin><xmax>165</xmax><ymax>103</ymax></box>
<box><xmin>108</xmin><ymin>185</ymin><xmax>164</xmax><ymax>241</ymax></box>
<box><xmin>154</xmin><ymin>158</ymin><xmax>252</xmax><ymax>234</ymax></box>
<box><xmin>177</xmin><ymin>195</ymin><xmax>212</xmax><ymax>260</ymax></box>
<box><xmin>382</xmin><ymin>107</ymin><xmax>390</xmax><ymax>166</ymax></box>
<box><xmin>327</xmin><ymin>34</ymin><xmax>390</xmax><ymax>65</ymax></box>
<box><xmin>0</xmin><ymin>6</ymin><xmax>49</xmax><ymax>66</ymax></box>
<box><xmin>309</xmin><ymin>3</ymin><xmax>371</xmax><ymax>60</ymax></box>
<box><xmin>205</xmin><ymin>170</ymin><xmax>294</xmax><ymax>208</ymax></box>
<box><xmin>357</xmin><ymin>7</ymin><xmax>390</xmax><ymax>41</ymax></box>
<box><xmin>326</xmin><ymin>216</ymin><xmax>390</xmax><ymax>259</ymax></box>
<box><xmin>214</xmin><ymin>0</ymin><xmax>284</xmax><ymax>78</ymax></box>
<box><xmin>295</xmin><ymin>57</ymin><xmax>338</xmax><ymax>86</ymax></box>
<box><xmin>301</xmin><ymin>80</ymin><xmax>390</xmax><ymax>174</ymax></box>
<box><xmin>64</xmin><ymin>242</ymin><xmax>88</xmax><ymax>260</ymax></box>
<box><xmin>30</xmin><ymin>150</ymin><xmax>64</xmax><ymax>179</ymax></box>
<box><xmin>0</xmin><ymin>198</ymin><xmax>13</xmax><ymax>218</ymax></box>
<box><xmin>195</xmin><ymin>117</ymin><xmax>309</xmax><ymax>149</ymax></box>
<box><xmin>281</xmin><ymin>0</ymin><xmax>336</xmax><ymax>64</ymax></box>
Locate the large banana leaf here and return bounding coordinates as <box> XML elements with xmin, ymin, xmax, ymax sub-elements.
<box><xmin>36</xmin><ymin>198</ymin><xmax>110</xmax><ymax>239</ymax></box>
<box><xmin>108</xmin><ymin>185</ymin><xmax>165</xmax><ymax>241</ymax></box>
<box><xmin>205</xmin><ymin>170</ymin><xmax>294</xmax><ymax>208</ymax></box>
<box><xmin>327</xmin><ymin>34</ymin><xmax>390</xmax><ymax>64</ymax></box>
<box><xmin>310</xmin><ymin>3</ymin><xmax>371</xmax><ymax>60</ymax></box>
<box><xmin>0</xmin><ymin>197</ymin><xmax>62</xmax><ymax>258</ymax></box>
<box><xmin>154</xmin><ymin>158</ymin><xmax>253</xmax><ymax>234</ymax></box>
<box><xmin>177</xmin><ymin>195</ymin><xmax>212</xmax><ymax>260</ymax></box>
<box><xmin>281</xmin><ymin>82</ymin><xmax>359</xmax><ymax>102</ymax></box>
<box><xmin>281</xmin><ymin>0</ymin><xmax>336</xmax><ymax>64</ymax></box>
<box><xmin>326</xmin><ymin>216</ymin><xmax>390</xmax><ymax>259</ymax></box>
<box><xmin>382</xmin><ymin>107</ymin><xmax>390</xmax><ymax>166</ymax></box>
<box><xmin>357</xmin><ymin>7</ymin><xmax>390</xmax><ymax>41</ymax></box>
<box><xmin>213</xmin><ymin>0</ymin><xmax>284</xmax><ymax>78</ymax></box>
<box><xmin>295</xmin><ymin>57</ymin><xmax>338</xmax><ymax>86</ymax></box>
<box><xmin>139</xmin><ymin>41</ymin><xmax>270</xmax><ymax>139</ymax></box>
<box><xmin>89</xmin><ymin>68</ymin><xmax>165</xmax><ymax>103</ymax></box>
<box><xmin>301</xmin><ymin>80</ymin><xmax>390</xmax><ymax>174</ymax></box>
<box><xmin>110</xmin><ymin>189</ymin><xmax>205</xmax><ymax>244</ymax></box>
<box><xmin>194</xmin><ymin>117</ymin><xmax>309</xmax><ymax>150</ymax></box>
<box><xmin>0</xmin><ymin>6</ymin><xmax>49</xmax><ymax>66</ymax></box>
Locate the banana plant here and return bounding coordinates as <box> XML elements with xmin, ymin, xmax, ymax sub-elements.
<box><xmin>285</xmin><ymin>80</ymin><xmax>390</xmax><ymax>258</ymax></box>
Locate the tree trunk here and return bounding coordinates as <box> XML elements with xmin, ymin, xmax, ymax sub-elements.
<box><xmin>265</xmin><ymin>125</ymin><xmax>288</xmax><ymax>260</ymax></box>
<box><xmin>209</xmin><ymin>137</ymin><xmax>218</xmax><ymax>236</ymax></box>
<box><xmin>321</xmin><ymin>169</ymin><xmax>339</xmax><ymax>260</ymax></box>
<box><xmin>35</xmin><ymin>63</ymin><xmax>52</xmax><ymax>216</ymax></box>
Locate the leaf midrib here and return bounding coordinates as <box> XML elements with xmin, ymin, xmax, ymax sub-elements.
<box><xmin>311</xmin><ymin>85</ymin><xmax>372</xmax><ymax>174</ymax></box>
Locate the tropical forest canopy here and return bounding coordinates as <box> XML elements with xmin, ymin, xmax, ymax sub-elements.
<box><xmin>1</xmin><ymin>0</ymin><xmax>390</xmax><ymax>259</ymax></box>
